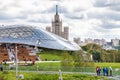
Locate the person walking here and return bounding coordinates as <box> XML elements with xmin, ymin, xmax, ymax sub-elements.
<box><xmin>98</xmin><ymin>67</ymin><xmax>101</xmax><ymax>76</ymax></box>
<box><xmin>109</xmin><ymin>67</ymin><xmax>113</xmax><ymax>76</ymax></box>
<box><xmin>103</xmin><ymin>67</ymin><xmax>105</xmax><ymax>76</ymax></box>
<box><xmin>0</xmin><ymin>62</ymin><xmax>3</xmax><ymax>71</ymax></box>
<box><xmin>96</xmin><ymin>66</ymin><xmax>99</xmax><ymax>75</ymax></box>
<box><xmin>106</xmin><ymin>67</ymin><xmax>109</xmax><ymax>76</ymax></box>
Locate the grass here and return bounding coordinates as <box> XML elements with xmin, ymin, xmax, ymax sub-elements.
<box><xmin>2</xmin><ymin>61</ymin><xmax>120</xmax><ymax>75</ymax></box>
<box><xmin>0</xmin><ymin>71</ymin><xmax>111</xmax><ymax>80</ymax></box>
<box><xmin>39</xmin><ymin>62</ymin><xmax>120</xmax><ymax>68</ymax></box>
<box><xmin>40</xmin><ymin>53</ymin><xmax>62</xmax><ymax>61</ymax></box>
<box><xmin>39</xmin><ymin>49</ymin><xmax>63</xmax><ymax>61</ymax></box>
<box><xmin>94</xmin><ymin>62</ymin><xmax>120</xmax><ymax>68</ymax></box>
<box><xmin>1</xmin><ymin>62</ymin><xmax>120</xmax><ymax>79</ymax></box>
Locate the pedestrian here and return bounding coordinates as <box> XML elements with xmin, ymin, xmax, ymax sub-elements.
<box><xmin>106</xmin><ymin>67</ymin><xmax>109</xmax><ymax>76</ymax></box>
<box><xmin>32</xmin><ymin>60</ymin><xmax>35</xmax><ymax>65</ymax></box>
<box><xmin>109</xmin><ymin>67</ymin><xmax>113</xmax><ymax>76</ymax></box>
<box><xmin>0</xmin><ymin>62</ymin><xmax>3</xmax><ymax>71</ymax></box>
<box><xmin>96</xmin><ymin>66</ymin><xmax>99</xmax><ymax>75</ymax></box>
<box><xmin>103</xmin><ymin>67</ymin><xmax>105</xmax><ymax>76</ymax></box>
<box><xmin>98</xmin><ymin>67</ymin><xmax>101</xmax><ymax>76</ymax></box>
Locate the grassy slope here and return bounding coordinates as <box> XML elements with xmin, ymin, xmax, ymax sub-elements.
<box><xmin>39</xmin><ymin>49</ymin><xmax>120</xmax><ymax>68</ymax></box>
<box><xmin>39</xmin><ymin>49</ymin><xmax>63</xmax><ymax>61</ymax></box>
<box><xmin>94</xmin><ymin>62</ymin><xmax>120</xmax><ymax>68</ymax></box>
<box><xmin>40</xmin><ymin>53</ymin><xmax>62</xmax><ymax>61</ymax></box>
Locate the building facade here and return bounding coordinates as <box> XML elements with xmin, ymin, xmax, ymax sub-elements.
<box><xmin>46</xmin><ymin>5</ymin><xmax>69</xmax><ymax>40</ymax></box>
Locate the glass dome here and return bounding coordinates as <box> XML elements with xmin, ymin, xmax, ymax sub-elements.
<box><xmin>0</xmin><ymin>25</ymin><xmax>80</xmax><ymax>51</ymax></box>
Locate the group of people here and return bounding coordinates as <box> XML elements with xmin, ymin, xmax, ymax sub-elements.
<box><xmin>96</xmin><ymin>66</ymin><xmax>112</xmax><ymax>76</ymax></box>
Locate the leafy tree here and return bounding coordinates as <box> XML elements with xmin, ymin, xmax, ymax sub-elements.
<box><xmin>73</xmin><ymin>50</ymin><xmax>94</xmax><ymax>67</ymax></box>
<box><xmin>61</xmin><ymin>51</ymin><xmax>74</xmax><ymax>67</ymax></box>
<box><xmin>82</xmin><ymin>43</ymin><xmax>103</xmax><ymax>62</ymax></box>
<box><xmin>73</xmin><ymin>50</ymin><xmax>84</xmax><ymax>67</ymax></box>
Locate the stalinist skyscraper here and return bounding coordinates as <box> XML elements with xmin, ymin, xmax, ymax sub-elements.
<box><xmin>46</xmin><ymin>5</ymin><xmax>69</xmax><ymax>40</ymax></box>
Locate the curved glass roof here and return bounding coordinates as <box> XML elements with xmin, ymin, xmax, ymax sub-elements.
<box><xmin>0</xmin><ymin>25</ymin><xmax>80</xmax><ymax>51</ymax></box>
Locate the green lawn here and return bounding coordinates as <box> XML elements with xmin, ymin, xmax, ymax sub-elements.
<box><xmin>39</xmin><ymin>49</ymin><xmax>63</xmax><ymax>61</ymax></box>
<box><xmin>38</xmin><ymin>62</ymin><xmax>120</xmax><ymax>68</ymax></box>
<box><xmin>40</xmin><ymin>53</ymin><xmax>62</xmax><ymax>61</ymax></box>
<box><xmin>0</xmin><ymin>71</ymin><xmax>111</xmax><ymax>80</ymax></box>
<box><xmin>2</xmin><ymin>62</ymin><xmax>120</xmax><ymax>75</ymax></box>
<box><xmin>94</xmin><ymin>62</ymin><xmax>120</xmax><ymax>68</ymax></box>
<box><xmin>16</xmin><ymin>62</ymin><xmax>120</xmax><ymax>75</ymax></box>
<box><xmin>1</xmin><ymin>62</ymin><xmax>120</xmax><ymax>79</ymax></box>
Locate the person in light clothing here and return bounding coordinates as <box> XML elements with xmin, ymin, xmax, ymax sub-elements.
<box><xmin>109</xmin><ymin>67</ymin><xmax>113</xmax><ymax>76</ymax></box>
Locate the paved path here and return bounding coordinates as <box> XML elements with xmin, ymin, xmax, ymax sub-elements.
<box><xmin>108</xmin><ymin>75</ymin><xmax>120</xmax><ymax>80</ymax></box>
<box><xmin>19</xmin><ymin>71</ymin><xmax>120</xmax><ymax>80</ymax></box>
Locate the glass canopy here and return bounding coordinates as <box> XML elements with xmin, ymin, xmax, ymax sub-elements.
<box><xmin>0</xmin><ymin>25</ymin><xmax>80</xmax><ymax>51</ymax></box>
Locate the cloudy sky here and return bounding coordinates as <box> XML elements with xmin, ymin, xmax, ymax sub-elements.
<box><xmin>0</xmin><ymin>0</ymin><xmax>120</xmax><ymax>41</ymax></box>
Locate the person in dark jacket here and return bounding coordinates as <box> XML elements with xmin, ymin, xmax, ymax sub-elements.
<box><xmin>98</xmin><ymin>67</ymin><xmax>101</xmax><ymax>76</ymax></box>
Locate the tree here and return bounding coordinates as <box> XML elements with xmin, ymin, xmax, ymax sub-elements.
<box><xmin>82</xmin><ymin>43</ymin><xmax>103</xmax><ymax>62</ymax></box>
<box><xmin>73</xmin><ymin>50</ymin><xmax>94</xmax><ymax>67</ymax></box>
<box><xmin>73</xmin><ymin>50</ymin><xmax>84</xmax><ymax>67</ymax></box>
<box><xmin>61</xmin><ymin>51</ymin><xmax>74</xmax><ymax>67</ymax></box>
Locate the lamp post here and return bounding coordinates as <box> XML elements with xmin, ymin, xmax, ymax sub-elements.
<box><xmin>35</xmin><ymin>39</ymin><xmax>40</xmax><ymax>53</ymax></box>
<box><xmin>35</xmin><ymin>39</ymin><xmax>40</xmax><ymax>71</ymax></box>
<box><xmin>59</xmin><ymin>69</ymin><xmax>63</xmax><ymax>80</ymax></box>
<box><xmin>15</xmin><ymin>44</ymin><xmax>18</xmax><ymax>80</ymax></box>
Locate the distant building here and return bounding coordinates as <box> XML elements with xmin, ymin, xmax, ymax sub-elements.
<box><xmin>94</xmin><ymin>39</ymin><xmax>107</xmax><ymax>46</ymax></box>
<box><xmin>46</xmin><ymin>5</ymin><xmax>69</xmax><ymax>40</ymax></box>
<box><xmin>46</xmin><ymin>26</ymin><xmax>51</xmax><ymax>32</ymax></box>
<box><xmin>85</xmin><ymin>38</ymin><xmax>93</xmax><ymax>43</ymax></box>
<box><xmin>111</xmin><ymin>38</ymin><xmax>120</xmax><ymax>50</ymax></box>
<box><xmin>111</xmin><ymin>38</ymin><xmax>120</xmax><ymax>47</ymax></box>
<box><xmin>82</xmin><ymin>51</ymin><xmax>93</xmax><ymax>61</ymax></box>
<box><xmin>103</xmin><ymin>42</ymin><xmax>114</xmax><ymax>50</ymax></box>
<box><xmin>73</xmin><ymin>37</ymin><xmax>81</xmax><ymax>45</ymax></box>
<box><xmin>73</xmin><ymin>37</ymin><xmax>120</xmax><ymax>50</ymax></box>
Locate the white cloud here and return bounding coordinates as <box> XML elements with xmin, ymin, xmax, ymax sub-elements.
<box><xmin>0</xmin><ymin>0</ymin><xmax>120</xmax><ymax>41</ymax></box>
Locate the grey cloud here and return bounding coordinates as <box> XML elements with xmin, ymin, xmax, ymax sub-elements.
<box><xmin>92</xmin><ymin>19</ymin><xmax>120</xmax><ymax>32</ymax></box>
<box><xmin>0</xmin><ymin>12</ymin><xmax>28</xmax><ymax>21</ymax></box>
<box><xmin>94</xmin><ymin>28</ymin><xmax>110</xmax><ymax>33</ymax></box>
<box><xmin>94</xmin><ymin>0</ymin><xmax>120</xmax><ymax>8</ymax></box>
<box><xmin>109</xmin><ymin>5</ymin><xmax>120</xmax><ymax>11</ymax></box>
<box><xmin>28</xmin><ymin>19</ymin><xmax>50</xmax><ymax>23</ymax></box>
<box><xmin>100</xmin><ymin>20</ymin><xmax>120</xmax><ymax>29</ymax></box>
<box><xmin>42</xmin><ymin>5</ymin><xmax>68</xmax><ymax>14</ymax></box>
<box><xmin>0</xmin><ymin>13</ymin><xmax>13</xmax><ymax>20</ymax></box>
<box><xmin>74</xmin><ymin>8</ymin><xmax>86</xmax><ymax>12</ymax></box>
<box><xmin>87</xmin><ymin>11</ymin><xmax>120</xmax><ymax>21</ymax></box>
<box><xmin>91</xmin><ymin>24</ymin><xmax>111</xmax><ymax>33</ymax></box>
<box><xmin>92</xmin><ymin>20</ymin><xmax>120</xmax><ymax>33</ymax></box>
<box><xmin>94</xmin><ymin>0</ymin><xmax>109</xmax><ymax>7</ymax></box>
<box><xmin>50</xmin><ymin>0</ymin><xmax>62</xmax><ymax>1</ymax></box>
<box><xmin>64</xmin><ymin>14</ymin><xmax>84</xmax><ymax>20</ymax></box>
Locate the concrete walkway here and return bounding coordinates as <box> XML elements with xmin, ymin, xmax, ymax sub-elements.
<box><xmin>107</xmin><ymin>75</ymin><xmax>120</xmax><ymax>80</ymax></box>
<box><xmin>18</xmin><ymin>70</ymin><xmax>120</xmax><ymax>80</ymax></box>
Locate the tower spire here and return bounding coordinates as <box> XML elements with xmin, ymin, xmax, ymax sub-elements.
<box><xmin>56</xmin><ymin>5</ymin><xmax>58</xmax><ymax>15</ymax></box>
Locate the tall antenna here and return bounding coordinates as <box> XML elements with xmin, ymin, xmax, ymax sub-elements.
<box><xmin>56</xmin><ymin>5</ymin><xmax>58</xmax><ymax>15</ymax></box>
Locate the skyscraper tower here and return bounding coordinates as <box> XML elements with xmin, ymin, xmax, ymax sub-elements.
<box><xmin>52</xmin><ymin>5</ymin><xmax>62</xmax><ymax>36</ymax></box>
<box><xmin>46</xmin><ymin>5</ymin><xmax>69</xmax><ymax>40</ymax></box>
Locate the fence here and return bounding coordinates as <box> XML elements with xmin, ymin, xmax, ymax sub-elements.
<box><xmin>2</xmin><ymin>65</ymin><xmax>120</xmax><ymax>75</ymax></box>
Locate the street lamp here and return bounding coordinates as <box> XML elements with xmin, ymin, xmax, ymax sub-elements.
<box><xmin>59</xmin><ymin>69</ymin><xmax>63</xmax><ymax>80</ymax></box>
<box><xmin>15</xmin><ymin>44</ymin><xmax>24</xmax><ymax>80</ymax></box>
<box><xmin>15</xmin><ymin>44</ymin><xmax>18</xmax><ymax>80</ymax></box>
<box><xmin>35</xmin><ymin>39</ymin><xmax>41</xmax><ymax>71</ymax></box>
<box><xmin>35</xmin><ymin>39</ymin><xmax>41</xmax><ymax>53</ymax></box>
